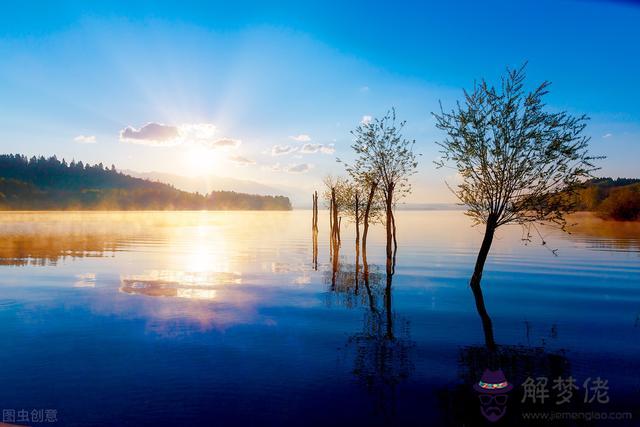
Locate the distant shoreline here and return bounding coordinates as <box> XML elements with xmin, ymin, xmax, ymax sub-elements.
<box><xmin>0</xmin><ymin>154</ymin><xmax>292</xmax><ymax>211</ymax></box>
<box><xmin>1</xmin><ymin>209</ymin><xmax>636</xmax><ymax>222</ymax></box>
<box><xmin>0</xmin><ymin>208</ymin><xmax>292</xmax><ymax>213</ymax></box>
<box><xmin>293</xmin><ymin>203</ymin><xmax>465</xmax><ymax>211</ymax></box>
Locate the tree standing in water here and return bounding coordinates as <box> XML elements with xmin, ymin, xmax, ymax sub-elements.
<box><xmin>337</xmin><ymin>182</ymin><xmax>365</xmax><ymax>258</ymax></box>
<box><xmin>358</xmin><ymin>174</ymin><xmax>382</xmax><ymax>277</ymax></box>
<box><xmin>344</xmin><ymin>109</ymin><xmax>419</xmax><ymax>274</ymax></box>
<box><xmin>336</xmin><ymin>164</ymin><xmax>382</xmax><ymax>277</ymax></box>
<box><xmin>433</xmin><ymin>65</ymin><xmax>599</xmax><ymax>345</ymax></box>
<box><xmin>311</xmin><ymin>190</ymin><xmax>319</xmax><ymax>270</ymax></box>
<box><xmin>322</xmin><ymin>175</ymin><xmax>349</xmax><ymax>262</ymax></box>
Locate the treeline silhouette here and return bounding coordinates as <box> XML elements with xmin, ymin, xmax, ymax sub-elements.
<box><xmin>576</xmin><ymin>178</ymin><xmax>640</xmax><ymax>220</ymax></box>
<box><xmin>0</xmin><ymin>154</ymin><xmax>291</xmax><ymax>210</ymax></box>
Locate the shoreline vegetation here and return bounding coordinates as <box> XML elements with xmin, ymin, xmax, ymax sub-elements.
<box><xmin>575</xmin><ymin>178</ymin><xmax>640</xmax><ymax>221</ymax></box>
<box><xmin>0</xmin><ymin>154</ymin><xmax>636</xmax><ymax>219</ymax></box>
<box><xmin>0</xmin><ymin>154</ymin><xmax>292</xmax><ymax>211</ymax></box>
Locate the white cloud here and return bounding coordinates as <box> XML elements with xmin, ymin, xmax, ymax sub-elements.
<box><xmin>271</xmin><ymin>144</ymin><xmax>296</xmax><ymax>156</ymax></box>
<box><xmin>228</xmin><ymin>155</ymin><xmax>256</xmax><ymax>166</ymax></box>
<box><xmin>320</xmin><ymin>144</ymin><xmax>335</xmax><ymax>154</ymax></box>
<box><xmin>300</xmin><ymin>143</ymin><xmax>335</xmax><ymax>154</ymax></box>
<box><xmin>300</xmin><ymin>143</ymin><xmax>321</xmax><ymax>153</ymax></box>
<box><xmin>178</xmin><ymin>123</ymin><xmax>218</xmax><ymax>145</ymax></box>
<box><xmin>269</xmin><ymin>162</ymin><xmax>313</xmax><ymax>173</ymax></box>
<box><xmin>360</xmin><ymin>86</ymin><xmax>370</xmax><ymax>92</ymax></box>
<box><xmin>119</xmin><ymin>122</ymin><xmax>240</xmax><ymax>149</ymax></box>
<box><xmin>289</xmin><ymin>134</ymin><xmax>311</xmax><ymax>142</ymax></box>
<box><xmin>602</xmin><ymin>133</ymin><xmax>613</xmax><ymax>138</ymax></box>
<box><xmin>361</xmin><ymin>115</ymin><xmax>372</xmax><ymax>124</ymax></box>
<box><xmin>286</xmin><ymin>163</ymin><xmax>313</xmax><ymax>173</ymax></box>
<box><xmin>74</xmin><ymin>135</ymin><xmax>97</xmax><ymax>144</ymax></box>
<box><xmin>270</xmin><ymin>139</ymin><xmax>335</xmax><ymax>157</ymax></box>
<box><xmin>206</xmin><ymin>138</ymin><xmax>241</xmax><ymax>149</ymax></box>
<box><xmin>120</xmin><ymin>122</ymin><xmax>180</xmax><ymax>146</ymax></box>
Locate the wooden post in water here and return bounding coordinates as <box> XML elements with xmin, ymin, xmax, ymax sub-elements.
<box><xmin>313</xmin><ymin>191</ymin><xmax>319</xmax><ymax>232</ymax></box>
<box><xmin>331</xmin><ymin>188</ymin><xmax>339</xmax><ymax>252</ymax></box>
<box><xmin>312</xmin><ymin>191</ymin><xmax>319</xmax><ymax>233</ymax></box>
<box><xmin>354</xmin><ymin>191</ymin><xmax>360</xmax><ymax>294</ymax></box>
<box><xmin>312</xmin><ymin>191</ymin><xmax>318</xmax><ymax>270</ymax></box>
<box><xmin>312</xmin><ymin>193</ymin><xmax>315</xmax><ymax>231</ymax></box>
<box><xmin>329</xmin><ymin>196</ymin><xmax>333</xmax><ymax>259</ymax></box>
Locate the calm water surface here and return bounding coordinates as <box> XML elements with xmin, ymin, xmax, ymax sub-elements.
<box><xmin>0</xmin><ymin>211</ymin><xmax>638</xmax><ymax>426</ymax></box>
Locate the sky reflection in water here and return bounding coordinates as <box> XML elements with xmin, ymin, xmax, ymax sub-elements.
<box><xmin>0</xmin><ymin>211</ymin><xmax>638</xmax><ymax>426</ymax></box>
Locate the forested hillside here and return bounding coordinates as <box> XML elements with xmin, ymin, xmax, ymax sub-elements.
<box><xmin>576</xmin><ymin>178</ymin><xmax>640</xmax><ymax>220</ymax></box>
<box><xmin>0</xmin><ymin>154</ymin><xmax>291</xmax><ymax>210</ymax></box>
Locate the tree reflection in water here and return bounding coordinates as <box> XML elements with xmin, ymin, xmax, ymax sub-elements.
<box><xmin>0</xmin><ymin>229</ymin><xmax>125</xmax><ymax>266</ymax></box>
<box><xmin>325</xmin><ymin>254</ymin><xmax>414</xmax><ymax>419</ymax></box>
<box><xmin>437</xmin><ymin>283</ymin><xmax>573</xmax><ymax>426</ymax></box>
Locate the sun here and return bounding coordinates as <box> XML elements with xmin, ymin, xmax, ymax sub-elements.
<box><xmin>183</xmin><ymin>147</ymin><xmax>219</xmax><ymax>177</ymax></box>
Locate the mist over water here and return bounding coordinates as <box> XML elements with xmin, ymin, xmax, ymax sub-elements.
<box><xmin>0</xmin><ymin>211</ymin><xmax>638</xmax><ymax>426</ymax></box>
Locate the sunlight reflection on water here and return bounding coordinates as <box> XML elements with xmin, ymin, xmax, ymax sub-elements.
<box><xmin>0</xmin><ymin>211</ymin><xmax>638</xmax><ymax>425</ymax></box>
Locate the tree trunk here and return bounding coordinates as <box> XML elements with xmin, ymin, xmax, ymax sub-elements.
<box><xmin>329</xmin><ymin>195</ymin><xmax>333</xmax><ymax>259</ymax></box>
<box><xmin>472</xmin><ymin>281</ymin><xmax>496</xmax><ymax>352</ymax></box>
<box><xmin>385</xmin><ymin>184</ymin><xmax>394</xmax><ymax>275</ymax></box>
<box><xmin>331</xmin><ymin>233</ymin><xmax>340</xmax><ymax>290</ymax></box>
<box><xmin>355</xmin><ymin>194</ymin><xmax>360</xmax><ymax>258</ymax></box>
<box><xmin>470</xmin><ymin>214</ymin><xmax>498</xmax><ymax>351</ymax></box>
<box><xmin>355</xmin><ymin>192</ymin><xmax>360</xmax><ymax>295</ymax></box>
<box><xmin>312</xmin><ymin>191</ymin><xmax>318</xmax><ymax>232</ymax></box>
<box><xmin>390</xmin><ymin>208</ymin><xmax>398</xmax><ymax>274</ymax></box>
<box><xmin>391</xmin><ymin>209</ymin><xmax>397</xmax><ymax>253</ymax></box>
<box><xmin>385</xmin><ymin>272</ymin><xmax>394</xmax><ymax>340</ymax></box>
<box><xmin>312</xmin><ymin>234</ymin><xmax>318</xmax><ymax>271</ymax></box>
<box><xmin>355</xmin><ymin>193</ymin><xmax>360</xmax><ymax>247</ymax></box>
<box><xmin>313</xmin><ymin>192</ymin><xmax>318</xmax><ymax>271</ymax></box>
<box><xmin>331</xmin><ymin>188</ymin><xmax>338</xmax><ymax>247</ymax></box>
<box><xmin>362</xmin><ymin>182</ymin><xmax>377</xmax><ymax>277</ymax></box>
<box><xmin>312</xmin><ymin>193</ymin><xmax>315</xmax><ymax>231</ymax></box>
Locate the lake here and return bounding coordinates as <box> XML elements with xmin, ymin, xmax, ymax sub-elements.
<box><xmin>0</xmin><ymin>211</ymin><xmax>638</xmax><ymax>426</ymax></box>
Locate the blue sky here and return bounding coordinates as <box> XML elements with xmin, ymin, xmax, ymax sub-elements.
<box><xmin>0</xmin><ymin>0</ymin><xmax>639</xmax><ymax>202</ymax></box>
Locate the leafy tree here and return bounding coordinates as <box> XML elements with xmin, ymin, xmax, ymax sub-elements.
<box><xmin>344</xmin><ymin>109</ymin><xmax>419</xmax><ymax>273</ymax></box>
<box><xmin>433</xmin><ymin>65</ymin><xmax>600</xmax><ymax>299</ymax></box>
